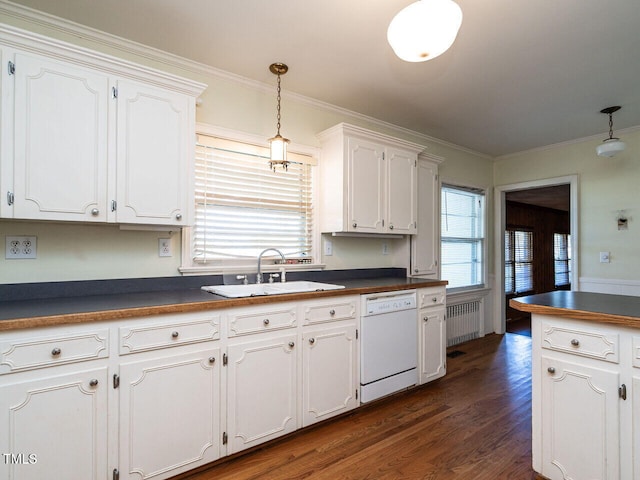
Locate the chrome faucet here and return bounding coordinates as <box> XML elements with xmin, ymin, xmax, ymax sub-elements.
<box><xmin>256</xmin><ymin>248</ymin><xmax>285</xmax><ymax>284</ymax></box>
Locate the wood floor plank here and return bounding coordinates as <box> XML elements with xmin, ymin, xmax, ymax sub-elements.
<box><xmin>177</xmin><ymin>333</ymin><xmax>539</xmax><ymax>480</ymax></box>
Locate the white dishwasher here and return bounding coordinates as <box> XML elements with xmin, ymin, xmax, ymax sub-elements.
<box><xmin>360</xmin><ymin>290</ymin><xmax>418</xmax><ymax>403</ymax></box>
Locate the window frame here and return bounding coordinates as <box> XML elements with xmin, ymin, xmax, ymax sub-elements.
<box><xmin>553</xmin><ymin>232</ymin><xmax>571</xmax><ymax>288</ymax></box>
<box><xmin>440</xmin><ymin>182</ymin><xmax>488</xmax><ymax>293</ymax></box>
<box><xmin>180</xmin><ymin>124</ymin><xmax>321</xmax><ymax>275</ymax></box>
<box><xmin>505</xmin><ymin>228</ymin><xmax>534</xmax><ymax>295</ymax></box>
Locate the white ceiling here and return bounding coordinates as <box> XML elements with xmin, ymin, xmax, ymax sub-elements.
<box><xmin>7</xmin><ymin>0</ymin><xmax>640</xmax><ymax>156</ymax></box>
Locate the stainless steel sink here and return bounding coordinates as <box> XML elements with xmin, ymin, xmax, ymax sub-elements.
<box><xmin>201</xmin><ymin>281</ymin><xmax>345</xmax><ymax>298</ymax></box>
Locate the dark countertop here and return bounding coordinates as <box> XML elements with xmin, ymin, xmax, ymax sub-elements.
<box><xmin>510</xmin><ymin>290</ymin><xmax>640</xmax><ymax>329</ymax></box>
<box><xmin>0</xmin><ymin>276</ymin><xmax>447</xmax><ymax>332</ymax></box>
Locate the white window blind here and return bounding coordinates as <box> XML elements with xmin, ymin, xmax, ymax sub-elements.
<box><xmin>554</xmin><ymin>233</ymin><xmax>571</xmax><ymax>287</ymax></box>
<box><xmin>193</xmin><ymin>134</ymin><xmax>314</xmax><ymax>264</ymax></box>
<box><xmin>441</xmin><ymin>184</ymin><xmax>485</xmax><ymax>290</ymax></box>
<box><xmin>505</xmin><ymin>230</ymin><xmax>533</xmax><ymax>294</ymax></box>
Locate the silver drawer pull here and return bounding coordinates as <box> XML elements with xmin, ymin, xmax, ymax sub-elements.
<box><xmin>91</xmin><ymin>208</ymin><xmax>99</xmax><ymax>216</ymax></box>
<box><xmin>288</xmin><ymin>341</ymin><xmax>295</xmax><ymax>348</ymax></box>
<box><xmin>547</xmin><ymin>367</ymin><xmax>556</xmax><ymax>374</ymax></box>
<box><xmin>209</xmin><ymin>357</ymin><xmax>216</xmax><ymax>364</ymax></box>
<box><xmin>309</xmin><ymin>338</ymin><xmax>315</xmax><ymax>344</ymax></box>
<box><xmin>89</xmin><ymin>379</ymin><xmax>99</xmax><ymax>387</ymax></box>
<box><xmin>329</xmin><ymin>309</ymin><xmax>336</xmax><ymax>316</ymax></box>
<box><xmin>570</xmin><ymin>339</ymin><xmax>580</xmax><ymax>346</ymax></box>
<box><xmin>263</xmin><ymin>319</ymin><xmax>270</xmax><ymax>326</ymax></box>
<box><xmin>51</xmin><ymin>348</ymin><xmax>61</xmax><ymax>356</ymax></box>
<box><xmin>432</xmin><ymin>297</ymin><xmax>438</xmax><ymax>302</ymax></box>
<box><xmin>171</xmin><ymin>331</ymin><xmax>179</xmax><ymax>338</ymax></box>
<box><xmin>423</xmin><ymin>316</ymin><xmax>429</xmax><ymax>322</ymax></box>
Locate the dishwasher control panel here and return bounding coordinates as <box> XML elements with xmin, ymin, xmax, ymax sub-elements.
<box><xmin>362</xmin><ymin>291</ymin><xmax>416</xmax><ymax>316</ymax></box>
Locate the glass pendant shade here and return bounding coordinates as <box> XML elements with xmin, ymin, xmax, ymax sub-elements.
<box><xmin>387</xmin><ymin>0</ymin><xmax>463</xmax><ymax>62</ymax></box>
<box><xmin>269</xmin><ymin>134</ymin><xmax>289</xmax><ymax>162</ymax></box>
<box><xmin>596</xmin><ymin>138</ymin><xmax>626</xmax><ymax>158</ymax></box>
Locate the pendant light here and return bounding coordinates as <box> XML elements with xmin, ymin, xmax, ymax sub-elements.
<box><xmin>596</xmin><ymin>106</ymin><xmax>626</xmax><ymax>157</ymax></box>
<box><xmin>268</xmin><ymin>62</ymin><xmax>290</xmax><ymax>171</ymax></box>
<box><xmin>387</xmin><ymin>0</ymin><xmax>463</xmax><ymax>63</ymax></box>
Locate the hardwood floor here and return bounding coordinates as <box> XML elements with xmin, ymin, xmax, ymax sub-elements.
<box><xmin>179</xmin><ymin>333</ymin><xmax>541</xmax><ymax>480</ymax></box>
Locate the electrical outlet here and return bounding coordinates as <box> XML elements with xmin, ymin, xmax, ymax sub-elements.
<box><xmin>158</xmin><ymin>238</ymin><xmax>172</xmax><ymax>257</ymax></box>
<box><xmin>6</xmin><ymin>236</ymin><xmax>37</xmax><ymax>259</ymax></box>
<box><xmin>324</xmin><ymin>240</ymin><xmax>333</xmax><ymax>256</ymax></box>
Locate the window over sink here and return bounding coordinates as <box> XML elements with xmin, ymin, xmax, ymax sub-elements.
<box><xmin>181</xmin><ymin>126</ymin><xmax>318</xmax><ymax>274</ymax></box>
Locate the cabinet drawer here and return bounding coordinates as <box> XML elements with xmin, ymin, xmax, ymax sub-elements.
<box><xmin>119</xmin><ymin>315</ymin><xmax>220</xmax><ymax>354</ymax></box>
<box><xmin>541</xmin><ymin>322</ymin><xmax>619</xmax><ymax>363</ymax></box>
<box><xmin>418</xmin><ymin>287</ymin><xmax>446</xmax><ymax>309</ymax></box>
<box><xmin>0</xmin><ymin>330</ymin><xmax>109</xmax><ymax>374</ymax></box>
<box><xmin>302</xmin><ymin>297</ymin><xmax>358</xmax><ymax>325</ymax></box>
<box><xmin>227</xmin><ymin>305</ymin><xmax>297</xmax><ymax>337</ymax></box>
<box><xmin>633</xmin><ymin>336</ymin><xmax>640</xmax><ymax>369</ymax></box>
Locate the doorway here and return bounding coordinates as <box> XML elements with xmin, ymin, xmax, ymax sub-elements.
<box><xmin>494</xmin><ymin>176</ymin><xmax>578</xmax><ymax>335</ymax></box>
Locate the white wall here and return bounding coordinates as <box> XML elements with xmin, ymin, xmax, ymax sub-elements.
<box><xmin>0</xmin><ymin>9</ymin><xmax>492</xmax><ymax>284</ymax></box>
<box><xmin>494</xmin><ymin>128</ymin><xmax>640</xmax><ymax>292</ymax></box>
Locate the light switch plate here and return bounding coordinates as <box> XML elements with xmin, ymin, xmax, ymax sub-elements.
<box><xmin>6</xmin><ymin>236</ymin><xmax>37</xmax><ymax>259</ymax></box>
<box><xmin>599</xmin><ymin>251</ymin><xmax>610</xmax><ymax>263</ymax></box>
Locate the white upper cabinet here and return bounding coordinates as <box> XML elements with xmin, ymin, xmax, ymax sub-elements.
<box><xmin>0</xmin><ymin>27</ymin><xmax>205</xmax><ymax>226</ymax></box>
<box><xmin>115</xmin><ymin>79</ymin><xmax>192</xmax><ymax>225</ymax></box>
<box><xmin>12</xmin><ymin>52</ymin><xmax>110</xmax><ymax>222</ymax></box>
<box><xmin>318</xmin><ymin>123</ymin><xmax>424</xmax><ymax>235</ymax></box>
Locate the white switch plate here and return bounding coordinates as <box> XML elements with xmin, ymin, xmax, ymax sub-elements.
<box><xmin>599</xmin><ymin>251</ymin><xmax>610</xmax><ymax>263</ymax></box>
<box><xmin>382</xmin><ymin>243</ymin><xmax>389</xmax><ymax>255</ymax></box>
<box><xmin>6</xmin><ymin>236</ymin><xmax>37</xmax><ymax>259</ymax></box>
<box><xmin>323</xmin><ymin>240</ymin><xmax>333</xmax><ymax>256</ymax></box>
<box><xmin>159</xmin><ymin>238</ymin><xmax>172</xmax><ymax>257</ymax></box>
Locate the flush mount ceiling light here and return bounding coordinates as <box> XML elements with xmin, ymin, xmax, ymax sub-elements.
<box><xmin>268</xmin><ymin>62</ymin><xmax>290</xmax><ymax>171</ymax></box>
<box><xmin>596</xmin><ymin>106</ymin><xmax>626</xmax><ymax>158</ymax></box>
<box><xmin>387</xmin><ymin>0</ymin><xmax>463</xmax><ymax>62</ymax></box>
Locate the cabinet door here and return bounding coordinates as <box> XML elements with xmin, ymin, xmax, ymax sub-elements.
<box><xmin>0</xmin><ymin>366</ymin><xmax>108</xmax><ymax>480</ymax></box>
<box><xmin>119</xmin><ymin>347</ymin><xmax>222</xmax><ymax>480</ymax></box>
<box><xmin>540</xmin><ymin>356</ymin><xmax>620</xmax><ymax>480</ymax></box>
<box><xmin>347</xmin><ymin>137</ymin><xmax>384</xmax><ymax>233</ymax></box>
<box><xmin>115</xmin><ymin>80</ymin><xmax>192</xmax><ymax>226</ymax></box>
<box><xmin>12</xmin><ymin>52</ymin><xmax>109</xmax><ymax>221</ymax></box>
<box><xmin>419</xmin><ymin>306</ymin><xmax>446</xmax><ymax>384</ymax></box>
<box><xmin>226</xmin><ymin>334</ymin><xmax>298</xmax><ymax>454</ymax></box>
<box><xmin>411</xmin><ymin>159</ymin><xmax>439</xmax><ymax>276</ymax></box>
<box><xmin>633</xmin><ymin>375</ymin><xmax>640</xmax><ymax>480</ymax></box>
<box><xmin>302</xmin><ymin>322</ymin><xmax>358</xmax><ymax>427</ymax></box>
<box><xmin>387</xmin><ymin>148</ymin><xmax>417</xmax><ymax>234</ymax></box>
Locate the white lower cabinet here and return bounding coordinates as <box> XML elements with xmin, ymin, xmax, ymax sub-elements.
<box><xmin>118</xmin><ymin>346</ymin><xmax>222</xmax><ymax>480</ymax></box>
<box><xmin>417</xmin><ymin>287</ymin><xmax>447</xmax><ymax>385</ymax></box>
<box><xmin>532</xmin><ymin>315</ymin><xmax>638</xmax><ymax>480</ymax></box>
<box><xmin>0</xmin><ymin>365</ymin><xmax>109</xmax><ymax>480</ymax></box>
<box><xmin>226</xmin><ymin>333</ymin><xmax>298</xmax><ymax>454</ymax></box>
<box><xmin>302</xmin><ymin>321</ymin><xmax>358</xmax><ymax>427</ymax></box>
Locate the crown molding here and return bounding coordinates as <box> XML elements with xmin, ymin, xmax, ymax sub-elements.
<box><xmin>0</xmin><ymin>0</ymin><xmax>489</xmax><ymax>159</ymax></box>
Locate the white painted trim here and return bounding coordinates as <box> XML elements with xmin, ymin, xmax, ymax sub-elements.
<box><xmin>579</xmin><ymin>277</ymin><xmax>640</xmax><ymax>297</ymax></box>
<box><xmin>494</xmin><ymin>175</ymin><xmax>579</xmax><ymax>334</ymax></box>
<box><xmin>0</xmin><ymin>0</ymin><xmax>490</xmax><ymax>159</ymax></box>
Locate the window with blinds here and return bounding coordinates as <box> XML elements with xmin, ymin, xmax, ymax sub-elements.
<box><xmin>554</xmin><ymin>233</ymin><xmax>571</xmax><ymax>287</ymax></box>
<box><xmin>193</xmin><ymin>134</ymin><xmax>315</xmax><ymax>265</ymax></box>
<box><xmin>441</xmin><ymin>184</ymin><xmax>485</xmax><ymax>290</ymax></box>
<box><xmin>505</xmin><ymin>230</ymin><xmax>534</xmax><ymax>294</ymax></box>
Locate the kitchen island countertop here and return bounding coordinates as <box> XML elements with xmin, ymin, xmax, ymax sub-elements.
<box><xmin>0</xmin><ymin>277</ymin><xmax>447</xmax><ymax>332</ymax></box>
<box><xmin>509</xmin><ymin>290</ymin><xmax>640</xmax><ymax>329</ymax></box>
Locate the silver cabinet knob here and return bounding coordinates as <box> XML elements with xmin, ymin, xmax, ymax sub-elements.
<box><xmin>51</xmin><ymin>348</ymin><xmax>61</xmax><ymax>356</ymax></box>
<box><xmin>329</xmin><ymin>309</ymin><xmax>336</xmax><ymax>316</ymax></box>
<box><xmin>414</xmin><ymin>268</ymin><xmax>419</xmax><ymax>273</ymax></box>
<box><xmin>309</xmin><ymin>338</ymin><xmax>315</xmax><ymax>344</ymax></box>
<box><xmin>570</xmin><ymin>339</ymin><xmax>580</xmax><ymax>346</ymax></box>
<box><xmin>352</xmin><ymin>222</ymin><xmax>357</xmax><ymax>228</ymax></box>
<box><xmin>176</xmin><ymin>213</ymin><xmax>182</xmax><ymax>220</ymax></box>
<box><xmin>171</xmin><ymin>331</ymin><xmax>179</xmax><ymax>338</ymax></box>
<box><xmin>423</xmin><ymin>316</ymin><xmax>429</xmax><ymax>322</ymax></box>
<box><xmin>432</xmin><ymin>297</ymin><xmax>438</xmax><ymax>303</ymax></box>
<box><xmin>288</xmin><ymin>341</ymin><xmax>295</xmax><ymax>348</ymax></box>
<box><xmin>209</xmin><ymin>357</ymin><xmax>215</xmax><ymax>364</ymax></box>
<box><xmin>263</xmin><ymin>319</ymin><xmax>270</xmax><ymax>326</ymax></box>
<box><xmin>91</xmin><ymin>208</ymin><xmax>99</xmax><ymax>216</ymax></box>
<box><xmin>547</xmin><ymin>367</ymin><xmax>556</xmax><ymax>374</ymax></box>
<box><xmin>89</xmin><ymin>379</ymin><xmax>99</xmax><ymax>387</ymax></box>
<box><xmin>389</xmin><ymin>224</ymin><xmax>394</xmax><ymax>230</ymax></box>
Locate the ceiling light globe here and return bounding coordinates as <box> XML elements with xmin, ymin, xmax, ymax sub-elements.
<box><xmin>596</xmin><ymin>138</ymin><xmax>626</xmax><ymax>158</ymax></box>
<box><xmin>387</xmin><ymin>0</ymin><xmax>463</xmax><ymax>62</ymax></box>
